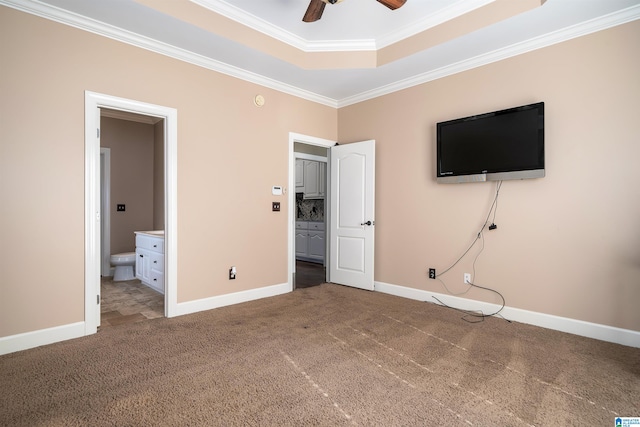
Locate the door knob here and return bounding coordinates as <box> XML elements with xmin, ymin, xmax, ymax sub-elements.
<box><xmin>361</xmin><ymin>220</ymin><xmax>373</xmax><ymax>226</ymax></box>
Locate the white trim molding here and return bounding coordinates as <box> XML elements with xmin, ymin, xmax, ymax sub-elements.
<box><xmin>338</xmin><ymin>4</ymin><xmax>640</xmax><ymax>107</ymax></box>
<box><xmin>192</xmin><ymin>0</ymin><xmax>493</xmax><ymax>53</ymax></box>
<box><xmin>375</xmin><ymin>281</ymin><xmax>640</xmax><ymax>349</ymax></box>
<box><xmin>0</xmin><ymin>322</ymin><xmax>85</xmax><ymax>356</ymax></box>
<box><xmin>3</xmin><ymin>0</ymin><xmax>639</xmax><ymax>108</ymax></box>
<box><xmin>0</xmin><ymin>282</ymin><xmax>288</xmax><ymax>354</ymax></box>
<box><xmin>0</xmin><ymin>282</ymin><xmax>286</xmax><ymax>355</ymax></box>
<box><xmin>288</xmin><ymin>133</ymin><xmax>336</xmax><ymax>287</ymax></box>
<box><xmin>85</xmin><ymin>91</ymin><xmax>179</xmax><ymax>330</ymax></box>
<box><xmin>192</xmin><ymin>0</ymin><xmax>377</xmax><ymax>53</ymax></box>
<box><xmin>173</xmin><ymin>283</ymin><xmax>290</xmax><ymax>317</ymax></box>
<box><xmin>0</xmin><ymin>0</ymin><xmax>338</xmax><ymax>108</ymax></box>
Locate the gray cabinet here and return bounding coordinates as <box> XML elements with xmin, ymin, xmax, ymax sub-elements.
<box><xmin>295</xmin><ymin>159</ymin><xmax>305</xmax><ymax>189</ymax></box>
<box><xmin>295</xmin><ymin>221</ymin><xmax>325</xmax><ymax>263</ymax></box>
<box><xmin>296</xmin><ymin>159</ymin><xmax>326</xmax><ymax>199</ymax></box>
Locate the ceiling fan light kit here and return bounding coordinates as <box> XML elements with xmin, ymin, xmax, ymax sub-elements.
<box><xmin>303</xmin><ymin>0</ymin><xmax>406</xmax><ymax>23</ymax></box>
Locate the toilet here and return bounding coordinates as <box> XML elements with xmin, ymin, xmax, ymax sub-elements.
<box><xmin>110</xmin><ymin>252</ymin><xmax>136</xmax><ymax>281</ymax></box>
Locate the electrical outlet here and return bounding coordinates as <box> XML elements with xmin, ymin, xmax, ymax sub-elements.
<box><xmin>428</xmin><ymin>268</ymin><xmax>436</xmax><ymax>279</ymax></box>
<box><xmin>229</xmin><ymin>266</ymin><xmax>236</xmax><ymax>280</ymax></box>
<box><xmin>272</xmin><ymin>202</ymin><xmax>280</xmax><ymax>212</ymax></box>
<box><xmin>464</xmin><ymin>273</ymin><xmax>471</xmax><ymax>284</ymax></box>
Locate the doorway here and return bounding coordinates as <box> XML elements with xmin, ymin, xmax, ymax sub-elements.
<box><xmin>289</xmin><ymin>134</ymin><xmax>376</xmax><ymax>293</ymax></box>
<box><xmin>85</xmin><ymin>91</ymin><xmax>178</xmax><ymax>335</ymax></box>
<box><xmin>288</xmin><ymin>133</ymin><xmax>335</xmax><ymax>291</ymax></box>
<box><xmin>293</xmin><ymin>143</ymin><xmax>328</xmax><ymax>289</ymax></box>
<box><xmin>99</xmin><ymin>111</ymin><xmax>166</xmax><ymax>326</ymax></box>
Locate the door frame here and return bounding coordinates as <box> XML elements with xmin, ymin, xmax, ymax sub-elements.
<box><xmin>288</xmin><ymin>133</ymin><xmax>335</xmax><ymax>290</ymax></box>
<box><xmin>85</xmin><ymin>91</ymin><xmax>178</xmax><ymax>335</ymax></box>
<box><xmin>100</xmin><ymin>147</ymin><xmax>111</xmax><ymax>277</ymax></box>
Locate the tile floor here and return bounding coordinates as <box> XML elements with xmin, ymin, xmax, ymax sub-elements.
<box><xmin>100</xmin><ymin>277</ymin><xmax>164</xmax><ymax>328</ymax></box>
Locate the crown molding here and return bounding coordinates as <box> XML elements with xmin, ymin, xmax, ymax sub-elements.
<box><xmin>0</xmin><ymin>0</ymin><xmax>339</xmax><ymax>107</ymax></box>
<box><xmin>193</xmin><ymin>0</ymin><xmax>493</xmax><ymax>52</ymax></box>
<box><xmin>338</xmin><ymin>3</ymin><xmax>640</xmax><ymax>108</ymax></box>
<box><xmin>375</xmin><ymin>0</ymin><xmax>493</xmax><ymax>49</ymax></box>
<box><xmin>2</xmin><ymin>0</ymin><xmax>638</xmax><ymax>109</ymax></box>
<box><xmin>191</xmin><ymin>0</ymin><xmax>376</xmax><ymax>52</ymax></box>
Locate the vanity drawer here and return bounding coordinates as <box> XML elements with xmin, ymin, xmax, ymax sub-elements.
<box><xmin>148</xmin><ymin>270</ymin><xmax>165</xmax><ymax>294</ymax></box>
<box><xmin>308</xmin><ymin>222</ymin><xmax>325</xmax><ymax>231</ymax></box>
<box><xmin>148</xmin><ymin>251</ymin><xmax>164</xmax><ymax>271</ymax></box>
<box><xmin>296</xmin><ymin>221</ymin><xmax>308</xmax><ymax>230</ymax></box>
<box><xmin>136</xmin><ymin>234</ymin><xmax>164</xmax><ymax>253</ymax></box>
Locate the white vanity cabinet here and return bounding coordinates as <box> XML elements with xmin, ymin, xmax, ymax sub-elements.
<box><xmin>135</xmin><ymin>232</ymin><xmax>165</xmax><ymax>294</ymax></box>
<box><xmin>295</xmin><ymin>221</ymin><xmax>325</xmax><ymax>263</ymax></box>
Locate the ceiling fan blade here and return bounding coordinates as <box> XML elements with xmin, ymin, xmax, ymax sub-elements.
<box><xmin>376</xmin><ymin>0</ymin><xmax>407</xmax><ymax>10</ymax></box>
<box><xmin>303</xmin><ymin>0</ymin><xmax>326</xmax><ymax>22</ymax></box>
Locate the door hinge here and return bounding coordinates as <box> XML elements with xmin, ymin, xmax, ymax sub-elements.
<box><xmin>97</xmin><ymin>128</ymin><xmax>100</xmax><ymax>138</ymax></box>
<box><xmin>97</xmin><ymin>294</ymin><xmax>100</xmax><ymax>305</ymax></box>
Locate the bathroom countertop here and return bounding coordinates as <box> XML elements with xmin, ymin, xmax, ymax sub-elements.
<box><xmin>135</xmin><ymin>230</ymin><xmax>164</xmax><ymax>238</ymax></box>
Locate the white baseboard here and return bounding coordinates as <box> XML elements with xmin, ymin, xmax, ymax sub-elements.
<box><xmin>0</xmin><ymin>322</ymin><xmax>85</xmax><ymax>356</ymax></box>
<box><xmin>173</xmin><ymin>282</ymin><xmax>292</xmax><ymax>317</ymax></box>
<box><xmin>7</xmin><ymin>281</ymin><xmax>635</xmax><ymax>355</ymax></box>
<box><xmin>0</xmin><ymin>283</ymin><xmax>292</xmax><ymax>355</ymax></box>
<box><xmin>374</xmin><ymin>281</ymin><xmax>640</xmax><ymax>348</ymax></box>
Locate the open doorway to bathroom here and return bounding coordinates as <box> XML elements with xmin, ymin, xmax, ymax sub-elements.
<box><xmin>99</xmin><ymin>109</ymin><xmax>165</xmax><ymax>327</ymax></box>
<box><xmin>85</xmin><ymin>91</ymin><xmax>177</xmax><ymax>334</ymax></box>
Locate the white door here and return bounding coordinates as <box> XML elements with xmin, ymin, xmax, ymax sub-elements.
<box><xmin>329</xmin><ymin>140</ymin><xmax>375</xmax><ymax>290</ymax></box>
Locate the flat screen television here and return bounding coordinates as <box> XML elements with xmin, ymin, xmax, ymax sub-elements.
<box><xmin>436</xmin><ymin>102</ymin><xmax>545</xmax><ymax>183</ymax></box>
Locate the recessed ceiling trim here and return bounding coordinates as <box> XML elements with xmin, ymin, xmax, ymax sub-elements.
<box><xmin>189</xmin><ymin>0</ymin><xmax>496</xmax><ymax>52</ymax></box>
<box><xmin>375</xmin><ymin>0</ymin><xmax>494</xmax><ymax>49</ymax></box>
<box><xmin>338</xmin><ymin>3</ymin><xmax>640</xmax><ymax>108</ymax></box>
<box><xmin>192</xmin><ymin>0</ymin><xmax>497</xmax><ymax>53</ymax></box>
<box><xmin>1</xmin><ymin>0</ymin><xmax>339</xmax><ymax>107</ymax></box>
<box><xmin>192</xmin><ymin>0</ymin><xmax>376</xmax><ymax>52</ymax></box>
<box><xmin>4</xmin><ymin>0</ymin><xmax>639</xmax><ymax>109</ymax></box>
<box><xmin>194</xmin><ymin>0</ymin><xmax>499</xmax><ymax>53</ymax></box>
<box><xmin>300</xmin><ymin>39</ymin><xmax>377</xmax><ymax>53</ymax></box>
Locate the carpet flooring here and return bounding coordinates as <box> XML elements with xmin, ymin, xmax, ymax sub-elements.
<box><xmin>1</xmin><ymin>283</ymin><xmax>638</xmax><ymax>426</ymax></box>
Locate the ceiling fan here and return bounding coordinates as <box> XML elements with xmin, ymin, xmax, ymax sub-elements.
<box><xmin>303</xmin><ymin>0</ymin><xmax>407</xmax><ymax>23</ymax></box>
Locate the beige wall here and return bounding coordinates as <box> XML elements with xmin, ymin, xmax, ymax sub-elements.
<box><xmin>0</xmin><ymin>7</ymin><xmax>337</xmax><ymax>337</ymax></box>
<box><xmin>1</xmin><ymin>5</ymin><xmax>637</xmax><ymax>340</ymax></box>
<box><xmin>101</xmin><ymin>117</ymin><xmax>155</xmax><ymax>255</ymax></box>
<box><xmin>338</xmin><ymin>20</ymin><xmax>640</xmax><ymax>332</ymax></box>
